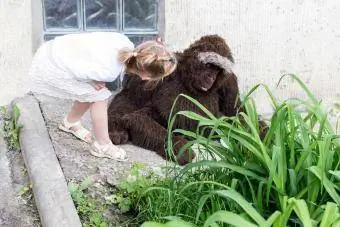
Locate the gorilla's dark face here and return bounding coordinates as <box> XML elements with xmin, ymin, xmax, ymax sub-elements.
<box><xmin>177</xmin><ymin>34</ymin><xmax>234</xmax><ymax>94</ymax></box>
<box><xmin>193</xmin><ymin>63</ymin><xmax>222</xmax><ymax>92</ymax></box>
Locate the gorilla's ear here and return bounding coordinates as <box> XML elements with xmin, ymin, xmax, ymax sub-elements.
<box><xmin>198</xmin><ymin>52</ymin><xmax>234</xmax><ymax>73</ymax></box>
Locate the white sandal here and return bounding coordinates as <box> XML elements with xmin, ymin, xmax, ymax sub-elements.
<box><xmin>90</xmin><ymin>141</ymin><xmax>128</xmax><ymax>162</ymax></box>
<box><xmin>58</xmin><ymin>117</ymin><xmax>92</xmax><ymax>143</ymax></box>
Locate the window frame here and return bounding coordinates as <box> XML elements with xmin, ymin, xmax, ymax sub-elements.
<box><xmin>41</xmin><ymin>0</ymin><xmax>164</xmax><ymax>40</ymax></box>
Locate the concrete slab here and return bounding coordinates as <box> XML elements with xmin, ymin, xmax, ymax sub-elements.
<box><xmin>35</xmin><ymin>94</ymin><xmax>167</xmax><ymax>187</ymax></box>
<box><xmin>14</xmin><ymin>95</ymin><xmax>82</xmax><ymax>227</ymax></box>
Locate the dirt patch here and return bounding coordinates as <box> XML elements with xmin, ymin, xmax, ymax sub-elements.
<box><xmin>8</xmin><ymin>149</ymin><xmax>41</xmax><ymax>226</ymax></box>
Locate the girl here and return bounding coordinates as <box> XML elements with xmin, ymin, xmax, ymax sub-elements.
<box><xmin>29</xmin><ymin>32</ymin><xmax>177</xmax><ymax>161</ymax></box>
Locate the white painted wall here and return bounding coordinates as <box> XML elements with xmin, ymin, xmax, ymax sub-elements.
<box><xmin>0</xmin><ymin>0</ymin><xmax>33</xmax><ymax>105</ymax></box>
<box><xmin>165</xmin><ymin>0</ymin><xmax>340</xmax><ymax>115</ymax></box>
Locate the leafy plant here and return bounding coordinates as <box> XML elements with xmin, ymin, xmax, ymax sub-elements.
<box><xmin>108</xmin><ymin>162</ymin><xmax>173</xmax><ymax>224</ymax></box>
<box><xmin>18</xmin><ymin>183</ymin><xmax>33</xmax><ymax>197</ymax></box>
<box><xmin>17</xmin><ymin>183</ymin><xmax>35</xmax><ymax>206</ymax></box>
<box><xmin>0</xmin><ymin>104</ymin><xmax>23</xmax><ymax>151</ymax></box>
<box><xmin>69</xmin><ymin>178</ymin><xmax>108</xmax><ymax>227</ymax></box>
<box><xmin>114</xmin><ymin>74</ymin><xmax>340</xmax><ymax>226</ymax></box>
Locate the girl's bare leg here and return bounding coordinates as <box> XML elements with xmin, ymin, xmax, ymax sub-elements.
<box><xmin>89</xmin><ymin>99</ymin><xmax>127</xmax><ymax>160</ymax></box>
<box><xmin>67</xmin><ymin>101</ymin><xmax>91</xmax><ymax>122</ymax></box>
<box><xmin>63</xmin><ymin>101</ymin><xmax>92</xmax><ymax>141</ymax></box>
<box><xmin>90</xmin><ymin>99</ymin><xmax>112</xmax><ymax>145</ymax></box>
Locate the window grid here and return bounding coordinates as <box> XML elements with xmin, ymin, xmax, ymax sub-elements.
<box><xmin>42</xmin><ymin>0</ymin><xmax>160</xmax><ymax>43</ymax></box>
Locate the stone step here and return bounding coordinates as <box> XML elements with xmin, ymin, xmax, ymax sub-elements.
<box><xmin>13</xmin><ymin>95</ymin><xmax>82</xmax><ymax>227</ymax></box>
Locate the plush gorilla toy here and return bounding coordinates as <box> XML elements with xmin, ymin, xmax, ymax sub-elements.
<box><xmin>108</xmin><ymin>35</ymin><xmax>263</xmax><ymax>165</ymax></box>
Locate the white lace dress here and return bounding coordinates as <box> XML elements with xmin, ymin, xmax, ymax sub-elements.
<box><xmin>29</xmin><ymin>32</ymin><xmax>134</xmax><ymax>102</ymax></box>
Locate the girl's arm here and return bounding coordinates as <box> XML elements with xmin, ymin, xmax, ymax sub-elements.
<box><xmin>90</xmin><ymin>81</ymin><xmax>107</xmax><ymax>90</ymax></box>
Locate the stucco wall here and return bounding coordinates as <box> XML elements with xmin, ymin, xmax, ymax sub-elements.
<box><xmin>165</xmin><ymin>0</ymin><xmax>340</xmax><ymax>114</ymax></box>
<box><xmin>0</xmin><ymin>0</ymin><xmax>33</xmax><ymax>105</ymax></box>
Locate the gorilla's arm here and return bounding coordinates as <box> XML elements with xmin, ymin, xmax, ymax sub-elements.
<box><xmin>108</xmin><ymin>91</ymin><xmax>139</xmax><ymax>144</ymax></box>
<box><xmin>107</xmin><ymin>74</ymin><xmax>156</xmax><ymax>144</ymax></box>
<box><xmin>121</xmin><ymin>107</ymin><xmax>195</xmax><ymax>165</ymax></box>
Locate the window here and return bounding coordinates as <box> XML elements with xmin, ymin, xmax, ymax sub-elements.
<box><xmin>42</xmin><ymin>0</ymin><xmax>163</xmax><ymax>45</ymax></box>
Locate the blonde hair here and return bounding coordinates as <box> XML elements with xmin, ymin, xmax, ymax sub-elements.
<box><xmin>118</xmin><ymin>40</ymin><xmax>177</xmax><ymax>81</ymax></box>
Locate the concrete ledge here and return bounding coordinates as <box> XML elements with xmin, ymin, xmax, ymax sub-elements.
<box><xmin>14</xmin><ymin>94</ymin><xmax>81</xmax><ymax>227</ymax></box>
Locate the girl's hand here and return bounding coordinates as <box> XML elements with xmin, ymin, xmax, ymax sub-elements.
<box><xmin>91</xmin><ymin>81</ymin><xmax>107</xmax><ymax>90</ymax></box>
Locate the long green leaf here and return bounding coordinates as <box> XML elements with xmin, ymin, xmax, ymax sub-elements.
<box><xmin>288</xmin><ymin>198</ymin><xmax>313</xmax><ymax>227</ymax></box>
<box><xmin>203</xmin><ymin>211</ymin><xmax>257</xmax><ymax>227</ymax></box>
<box><xmin>319</xmin><ymin>202</ymin><xmax>339</xmax><ymax>227</ymax></box>
<box><xmin>309</xmin><ymin>166</ymin><xmax>340</xmax><ymax>205</ymax></box>
<box><xmin>262</xmin><ymin>211</ymin><xmax>281</xmax><ymax>227</ymax></box>
<box><xmin>213</xmin><ymin>190</ymin><xmax>266</xmax><ymax>224</ymax></box>
<box><xmin>178</xmin><ymin>160</ymin><xmax>266</xmax><ymax>182</ymax></box>
<box><xmin>277</xmin><ymin>74</ymin><xmax>334</xmax><ymax>133</ymax></box>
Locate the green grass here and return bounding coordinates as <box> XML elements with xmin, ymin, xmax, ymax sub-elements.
<box><xmin>114</xmin><ymin>74</ymin><xmax>340</xmax><ymax>226</ymax></box>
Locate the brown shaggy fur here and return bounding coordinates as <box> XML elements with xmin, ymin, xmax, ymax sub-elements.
<box><xmin>108</xmin><ymin>35</ymin><xmax>264</xmax><ymax>165</ymax></box>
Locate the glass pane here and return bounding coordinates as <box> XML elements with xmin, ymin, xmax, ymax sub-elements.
<box><xmin>44</xmin><ymin>34</ymin><xmax>62</xmax><ymax>41</ymax></box>
<box><xmin>124</xmin><ymin>0</ymin><xmax>157</xmax><ymax>30</ymax></box>
<box><xmin>44</xmin><ymin>0</ymin><xmax>79</xmax><ymax>29</ymax></box>
<box><xmin>85</xmin><ymin>0</ymin><xmax>118</xmax><ymax>29</ymax></box>
<box><xmin>127</xmin><ymin>35</ymin><xmax>157</xmax><ymax>45</ymax></box>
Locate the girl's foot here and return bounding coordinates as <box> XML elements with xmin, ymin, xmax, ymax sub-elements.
<box><xmin>90</xmin><ymin>141</ymin><xmax>127</xmax><ymax>161</ymax></box>
<box><xmin>58</xmin><ymin>117</ymin><xmax>92</xmax><ymax>143</ymax></box>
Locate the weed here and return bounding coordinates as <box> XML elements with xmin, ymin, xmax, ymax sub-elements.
<box><xmin>69</xmin><ymin>178</ymin><xmax>108</xmax><ymax>227</ymax></box>
<box><xmin>107</xmin><ymin>162</ymin><xmax>175</xmax><ymax>225</ymax></box>
<box><xmin>109</xmin><ymin>163</ymin><xmax>165</xmax><ymax>212</ymax></box>
<box><xmin>18</xmin><ymin>183</ymin><xmax>33</xmax><ymax>197</ymax></box>
<box><xmin>0</xmin><ymin>104</ymin><xmax>23</xmax><ymax>151</ymax></box>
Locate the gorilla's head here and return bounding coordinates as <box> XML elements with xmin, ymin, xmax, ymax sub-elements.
<box><xmin>176</xmin><ymin>35</ymin><xmax>235</xmax><ymax>94</ymax></box>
